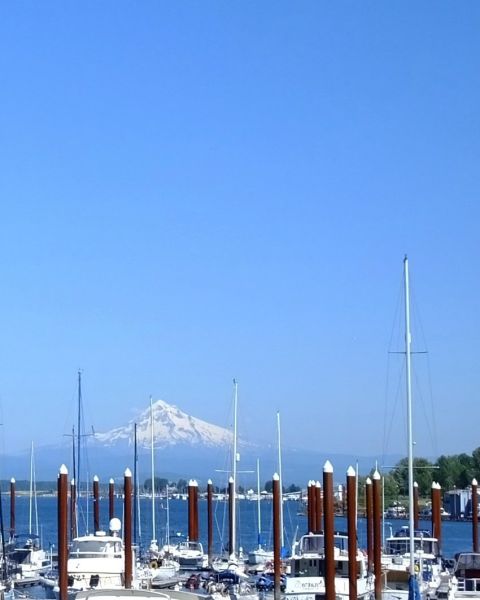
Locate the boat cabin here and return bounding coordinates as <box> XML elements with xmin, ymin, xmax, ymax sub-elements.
<box><xmin>385</xmin><ymin>528</ymin><xmax>439</xmax><ymax>557</ymax></box>
<box><xmin>454</xmin><ymin>552</ymin><xmax>480</xmax><ymax>593</ymax></box>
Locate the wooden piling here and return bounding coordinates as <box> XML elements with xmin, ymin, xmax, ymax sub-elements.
<box><xmin>124</xmin><ymin>468</ymin><xmax>132</xmax><ymax>589</ymax></box>
<box><xmin>193</xmin><ymin>480</ymin><xmax>199</xmax><ymax>541</ymax></box>
<box><xmin>93</xmin><ymin>475</ymin><xmax>100</xmax><ymax>533</ymax></box>
<box><xmin>365</xmin><ymin>477</ymin><xmax>373</xmax><ymax>572</ymax></box>
<box><xmin>58</xmin><ymin>465</ymin><xmax>68</xmax><ymax>600</ymax></box>
<box><xmin>273</xmin><ymin>473</ymin><xmax>281</xmax><ymax>600</ymax></box>
<box><xmin>188</xmin><ymin>480</ymin><xmax>195</xmax><ymax>541</ymax></box>
<box><xmin>207</xmin><ymin>479</ymin><xmax>213</xmax><ymax>565</ymax></box>
<box><xmin>435</xmin><ymin>482</ymin><xmax>442</xmax><ymax>551</ymax></box>
<box><xmin>413</xmin><ymin>481</ymin><xmax>419</xmax><ymax>531</ymax></box>
<box><xmin>323</xmin><ymin>461</ymin><xmax>335</xmax><ymax>600</ymax></box>
<box><xmin>373</xmin><ymin>470</ymin><xmax>382</xmax><ymax>600</ymax></box>
<box><xmin>431</xmin><ymin>481</ymin><xmax>442</xmax><ymax>549</ymax></box>
<box><xmin>347</xmin><ymin>466</ymin><xmax>357</xmax><ymax>600</ymax></box>
<box><xmin>307</xmin><ymin>481</ymin><xmax>313</xmax><ymax>533</ymax></box>
<box><xmin>315</xmin><ymin>481</ymin><xmax>322</xmax><ymax>533</ymax></box>
<box><xmin>9</xmin><ymin>478</ymin><xmax>15</xmax><ymax>540</ymax></box>
<box><xmin>473</xmin><ymin>479</ymin><xmax>478</xmax><ymax>553</ymax></box>
<box><xmin>109</xmin><ymin>479</ymin><xmax>115</xmax><ymax>521</ymax></box>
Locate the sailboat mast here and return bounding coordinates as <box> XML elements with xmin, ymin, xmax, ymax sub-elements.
<box><xmin>277</xmin><ymin>411</ymin><xmax>284</xmax><ymax>548</ymax></box>
<box><xmin>77</xmin><ymin>370</ymin><xmax>82</xmax><ymax>516</ymax></box>
<box><xmin>133</xmin><ymin>422</ymin><xmax>138</xmax><ymax>547</ymax></box>
<box><xmin>404</xmin><ymin>256</ymin><xmax>415</xmax><ymax>573</ymax></box>
<box><xmin>166</xmin><ymin>484</ymin><xmax>170</xmax><ymax>547</ymax></box>
<box><xmin>257</xmin><ymin>458</ymin><xmax>261</xmax><ymax>549</ymax></box>
<box><xmin>150</xmin><ymin>396</ymin><xmax>156</xmax><ymax>547</ymax></box>
<box><xmin>29</xmin><ymin>441</ymin><xmax>33</xmax><ymax>534</ymax></box>
<box><xmin>33</xmin><ymin>444</ymin><xmax>39</xmax><ymax>536</ymax></box>
<box><xmin>231</xmin><ymin>379</ymin><xmax>238</xmax><ymax>557</ymax></box>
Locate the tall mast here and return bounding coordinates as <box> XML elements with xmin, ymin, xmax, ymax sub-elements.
<box><xmin>231</xmin><ymin>379</ymin><xmax>238</xmax><ymax>557</ymax></box>
<box><xmin>166</xmin><ymin>483</ymin><xmax>170</xmax><ymax>548</ymax></box>
<box><xmin>29</xmin><ymin>441</ymin><xmax>33</xmax><ymax>534</ymax></box>
<box><xmin>33</xmin><ymin>444</ymin><xmax>39</xmax><ymax>536</ymax></box>
<box><xmin>150</xmin><ymin>396</ymin><xmax>157</xmax><ymax>551</ymax></box>
<box><xmin>277</xmin><ymin>411</ymin><xmax>284</xmax><ymax>548</ymax></box>
<box><xmin>77</xmin><ymin>370</ymin><xmax>82</xmax><ymax>515</ymax></box>
<box><xmin>404</xmin><ymin>256</ymin><xmax>415</xmax><ymax>573</ymax></box>
<box><xmin>133</xmin><ymin>422</ymin><xmax>138</xmax><ymax>547</ymax></box>
<box><xmin>257</xmin><ymin>458</ymin><xmax>262</xmax><ymax>549</ymax></box>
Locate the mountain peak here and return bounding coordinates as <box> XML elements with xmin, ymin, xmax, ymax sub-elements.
<box><xmin>95</xmin><ymin>398</ymin><xmax>233</xmax><ymax>449</ymax></box>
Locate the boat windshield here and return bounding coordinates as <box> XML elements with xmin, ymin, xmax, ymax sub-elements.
<box><xmin>386</xmin><ymin>538</ymin><xmax>438</xmax><ymax>556</ymax></box>
<box><xmin>455</xmin><ymin>553</ymin><xmax>480</xmax><ymax>572</ymax></box>
<box><xmin>70</xmin><ymin>540</ymin><xmax>122</xmax><ymax>558</ymax></box>
<box><xmin>299</xmin><ymin>534</ymin><xmax>348</xmax><ymax>554</ymax></box>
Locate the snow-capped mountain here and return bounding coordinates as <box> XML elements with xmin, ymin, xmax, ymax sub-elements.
<box><xmin>95</xmin><ymin>399</ymin><xmax>233</xmax><ymax>449</ymax></box>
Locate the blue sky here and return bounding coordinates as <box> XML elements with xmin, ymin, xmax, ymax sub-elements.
<box><xmin>0</xmin><ymin>2</ymin><xmax>478</xmax><ymax>463</ymax></box>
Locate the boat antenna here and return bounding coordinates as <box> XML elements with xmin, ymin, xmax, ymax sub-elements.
<box><xmin>404</xmin><ymin>255</ymin><xmax>415</xmax><ymax>575</ymax></box>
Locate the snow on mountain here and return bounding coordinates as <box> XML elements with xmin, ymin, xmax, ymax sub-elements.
<box><xmin>95</xmin><ymin>399</ymin><xmax>233</xmax><ymax>449</ymax></box>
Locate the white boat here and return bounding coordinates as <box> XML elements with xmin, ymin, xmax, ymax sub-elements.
<box><xmin>10</xmin><ymin>534</ymin><xmax>51</xmax><ymax>577</ymax></box>
<box><xmin>171</xmin><ymin>541</ymin><xmax>208</xmax><ymax>570</ymax></box>
<box><xmin>453</xmin><ymin>552</ymin><xmax>480</xmax><ymax>597</ymax></box>
<box><xmin>248</xmin><ymin>459</ymin><xmax>273</xmax><ymax>569</ymax></box>
<box><xmin>283</xmin><ymin>532</ymin><xmax>374</xmax><ymax>600</ymax></box>
<box><xmin>382</xmin><ymin>526</ymin><xmax>454</xmax><ymax>600</ymax></box>
<box><xmin>65</xmin><ymin>523</ymin><xmax>127</xmax><ymax>593</ymax></box>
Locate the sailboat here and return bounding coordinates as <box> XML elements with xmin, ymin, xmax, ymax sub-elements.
<box><xmin>143</xmin><ymin>398</ymin><xmax>180</xmax><ymax>579</ymax></box>
<box><xmin>10</xmin><ymin>442</ymin><xmax>50</xmax><ymax>577</ymax></box>
<box><xmin>381</xmin><ymin>257</ymin><xmax>455</xmax><ymax>600</ymax></box>
<box><xmin>248</xmin><ymin>409</ymin><xmax>284</xmax><ymax>569</ymax></box>
<box><xmin>247</xmin><ymin>459</ymin><xmax>273</xmax><ymax>568</ymax></box>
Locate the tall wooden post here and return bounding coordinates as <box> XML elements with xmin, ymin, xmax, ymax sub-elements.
<box><xmin>435</xmin><ymin>482</ymin><xmax>442</xmax><ymax>551</ymax></box>
<box><xmin>431</xmin><ymin>481</ymin><xmax>438</xmax><ymax>538</ymax></box>
<box><xmin>58</xmin><ymin>465</ymin><xmax>68</xmax><ymax>600</ymax></box>
<box><xmin>93</xmin><ymin>475</ymin><xmax>100</xmax><ymax>532</ymax></box>
<box><xmin>473</xmin><ymin>479</ymin><xmax>478</xmax><ymax>553</ymax></box>
<box><xmin>323</xmin><ymin>461</ymin><xmax>335</xmax><ymax>600</ymax></box>
<box><xmin>307</xmin><ymin>481</ymin><xmax>313</xmax><ymax>533</ymax></box>
<box><xmin>315</xmin><ymin>481</ymin><xmax>322</xmax><ymax>533</ymax></box>
<box><xmin>109</xmin><ymin>478</ymin><xmax>115</xmax><ymax>521</ymax></box>
<box><xmin>273</xmin><ymin>473</ymin><xmax>281</xmax><ymax>600</ymax></box>
<box><xmin>413</xmin><ymin>481</ymin><xmax>419</xmax><ymax>531</ymax></box>
<box><xmin>188</xmin><ymin>480</ymin><xmax>195</xmax><ymax>541</ymax></box>
<box><xmin>9</xmin><ymin>478</ymin><xmax>15</xmax><ymax>540</ymax></box>
<box><xmin>347</xmin><ymin>466</ymin><xmax>357</xmax><ymax>600</ymax></box>
<box><xmin>373</xmin><ymin>470</ymin><xmax>382</xmax><ymax>600</ymax></box>
<box><xmin>365</xmin><ymin>477</ymin><xmax>373</xmax><ymax>572</ymax></box>
<box><xmin>124</xmin><ymin>468</ymin><xmax>132</xmax><ymax>589</ymax></box>
<box><xmin>193</xmin><ymin>480</ymin><xmax>199</xmax><ymax>541</ymax></box>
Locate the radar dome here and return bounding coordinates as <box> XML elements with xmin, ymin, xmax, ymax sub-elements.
<box><xmin>109</xmin><ymin>518</ymin><xmax>121</xmax><ymax>533</ymax></box>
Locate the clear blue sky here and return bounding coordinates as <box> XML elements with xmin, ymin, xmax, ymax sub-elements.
<box><xmin>0</xmin><ymin>2</ymin><xmax>478</xmax><ymax>462</ymax></box>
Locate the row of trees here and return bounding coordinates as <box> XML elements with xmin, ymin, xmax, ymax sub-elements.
<box><xmin>373</xmin><ymin>447</ymin><xmax>480</xmax><ymax>504</ymax></box>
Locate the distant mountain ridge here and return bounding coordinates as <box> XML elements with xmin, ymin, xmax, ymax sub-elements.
<box><xmin>2</xmin><ymin>398</ymin><xmax>401</xmax><ymax>483</ymax></box>
<box><xmin>94</xmin><ymin>398</ymin><xmax>234</xmax><ymax>449</ymax></box>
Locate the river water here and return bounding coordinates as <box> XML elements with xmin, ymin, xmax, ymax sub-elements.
<box><xmin>10</xmin><ymin>495</ymin><xmax>475</xmax><ymax>559</ymax></box>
